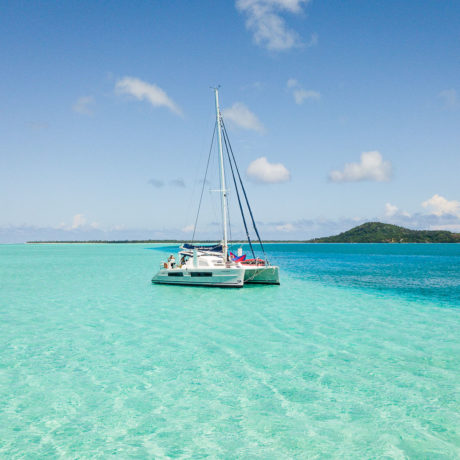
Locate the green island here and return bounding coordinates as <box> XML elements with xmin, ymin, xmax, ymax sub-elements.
<box><xmin>308</xmin><ymin>222</ymin><xmax>460</xmax><ymax>243</ymax></box>
<box><xmin>27</xmin><ymin>222</ymin><xmax>460</xmax><ymax>244</ymax></box>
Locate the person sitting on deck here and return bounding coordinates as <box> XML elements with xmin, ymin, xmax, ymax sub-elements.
<box><xmin>168</xmin><ymin>255</ymin><xmax>176</xmax><ymax>269</ymax></box>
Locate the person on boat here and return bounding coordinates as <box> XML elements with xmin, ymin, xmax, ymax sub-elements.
<box><xmin>180</xmin><ymin>255</ymin><xmax>186</xmax><ymax>267</ymax></box>
<box><xmin>168</xmin><ymin>255</ymin><xmax>176</xmax><ymax>269</ymax></box>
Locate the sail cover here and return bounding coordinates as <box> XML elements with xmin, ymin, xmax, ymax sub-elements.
<box><xmin>182</xmin><ymin>243</ymin><xmax>223</xmax><ymax>253</ymax></box>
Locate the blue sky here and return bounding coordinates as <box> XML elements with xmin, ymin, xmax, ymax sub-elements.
<box><xmin>1</xmin><ymin>0</ymin><xmax>459</xmax><ymax>242</ymax></box>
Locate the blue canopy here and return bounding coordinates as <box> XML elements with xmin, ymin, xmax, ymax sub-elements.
<box><xmin>183</xmin><ymin>243</ymin><xmax>223</xmax><ymax>253</ymax></box>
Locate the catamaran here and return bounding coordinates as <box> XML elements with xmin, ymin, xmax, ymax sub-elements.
<box><xmin>152</xmin><ymin>88</ymin><xmax>280</xmax><ymax>287</ymax></box>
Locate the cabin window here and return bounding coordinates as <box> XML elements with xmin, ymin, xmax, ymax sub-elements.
<box><xmin>191</xmin><ymin>272</ymin><xmax>212</xmax><ymax>277</ymax></box>
<box><xmin>168</xmin><ymin>272</ymin><xmax>184</xmax><ymax>277</ymax></box>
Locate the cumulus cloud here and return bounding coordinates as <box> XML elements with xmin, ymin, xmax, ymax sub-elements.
<box><xmin>293</xmin><ymin>89</ymin><xmax>321</xmax><ymax>104</ymax></box>
<box><xmin>115</xmin><ymin>77</ymin><xmax>182</xmax><ymax>116</ymax></box>
<box><xmin>259</xmin><ymin>217</ymin><xmax>368</xmax><ymax>240</ymax></box>
<box><xmin>222</xmin><ymin>102</ymin><xmax>265</xmax><ymax>132</ymax></box>
<box><xmin>71</xmin><ymin>214</ymin><xmax>87</xmax><ymax>229</ymax></box>
<box><xmin>380</xmin><ymin>196</ymin><xmax>460</xmax><ymax>232</ymax></box>
<box><xmin>429</xmin><ymin>223</ymin><xmax>460</xmax><ymax>232</ymax></box>
<box><xmin>236</xmin><ymin>0</ymin><xmax>315</xmax><ymax>51</ymax></box>
<box><xmin>439</xmin><ymin>89</ymin><xmax>457</xmax><ymax>108</ymax></box>
<box><xmin>4</xmin><ymin>209</ymin><xmax>459</xmax><ymax>244</ymax></box>
<box><xmin>247</xmin><ymin>156</ymin><xmax>291</xmax><ymax>183</ymax></box>
<box><xmin>267</xmin><ymin>208</ymin><xmax>460</xmax><ymax>240</ymax></box>
<box><xmin>287</xmin><ymin>78</ymin><xmax>320</xmax><ymax>104</ymax></box>
<box><xmin>73</xmin><ymin>96</ymin><xmax>94</xmax><ymax>115</ymax></box>
<box><xmin>384</xmin><ymin>203</ymin><xmax>410</xmax><ymax>218</ymax></box>
<box><xmin>384</xmin><ymin>203</ymin><xmax>398</xmax><ymax>217</ymax></box>
<box><xmin>422</xmin><ymin>194</ymin><xmax>460</xmax><ymax>217</ymax></box>
<box><xmin>182</xmin><ymin>224</ymin><xmax>195</xmax><ymax>233</ymax></box>
<box><xmin>329</xmin><ymin>151</ymin><xmax>392</xmax><ymax>183</ymax></box>
<box><xmin>148</xmin><ymin>179</ymin><xmax>164</xmax><ymax>188</ymax></box>
<box><xmin>384</xmin><ymin>212</ymin><xmax>460</xmax><ymax>233</ymax></box>
<box><xmin>0</xmin><ymin>224</ymin><xmax>187</xmax><ymax>244</ymax></box>
<box><xmin>275</xmin><ymin>223</ymin><xmax>295</xmax><ymax>232</ymax></box>
<box><xmin>55</xmin><ymin>214</ymin><xmax>99</xmax><ymax>231</ymax></box>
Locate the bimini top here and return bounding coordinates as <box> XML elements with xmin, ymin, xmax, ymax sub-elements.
<box><xmin>182</xmin><ymin>243</ymin><xmax>223</xmax><ymax>253</ymax></box>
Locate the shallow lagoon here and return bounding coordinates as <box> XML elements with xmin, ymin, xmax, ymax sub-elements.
<box><xmin>1</xmin><ymin>243</ymin><xmax>459</xmax><ymax>458</ymax></box>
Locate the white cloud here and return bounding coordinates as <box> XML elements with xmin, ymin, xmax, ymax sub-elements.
<box><xmin>384</xmin><ymin>203</ymin><xmax>410</xmax><ymax>218</ymax></box>
<box><xmin>71</xmin><ymin>214</ymin><xmax>87</xmax><ymax>229</ymax></box>
<box><xmin>4</xmin><ymin>211</ymin><xmax>460</xmax><ymax>244</ymax></box>
<box><xmin>236</xmin><ymin>0</ymin><xmax>315</xmax><ymax>51</ymax></box>
<box><xmin>422</xmin><ymin>194</ymin><xmax>460</xmax><ymax>217</ymax></box>
<box><xmin>439</xmin><ymin>89</ymin><xmax>457</xmax><ymax>108</ymax></box>
<box><xmin>57</xmin><ymin>214</ymin><xmax>101</xmax><ymax>231</ymax></box>
<box><xmin>275</xmin><ymin>223</ymin><xmax>295</xmax><ymax>232</ymax></box>
<box><xmin>329</xmin><ymin>151</ymin><xmax>392</xmax><ymax>183</ymax></box>
<box><xmin>428</xmin><ymin>224</ymin><xmax>460</xmax><ymax>232</ymax></box>
<box><xmin>378</xmin><ymin>199</ymin><xmax>460</xmax><ymax>232</ymax></box>
<box><xmin>115</xmin><ymin>77</ymin><xmax>182</xmax><ymax>116</ymax></box>
<box><xmin>287</xmin><ymin>78</ymin><xmax>320</xmax><ymax>104</ymax></box>
<box><xmin>222</xmin><ymin>102</ymin><xmax>265</xmax><ymax>132</ymax></box>
<box><xmin>385</xmin><ymin>203</ymin><xmax>398</xmax><ymax>217</ymax></box>
<box><xmin>293</xmin><ymin>89</ymin><xmax>320</xmax><ymax>104</ymax></box>
<box><xmin>247</xmin><ymin>156</ymin><xmax>291</xmax><ymax>183</ymax></box>
<box><xmin>182</xmin><ymin>224</ymin><xmax>195</xmax><ymax>233</ymax></box>
<box><xmin>73</xmin><ymin>96</ymin><xmax>94</xmax><ymax>115</ymax></box>
<box><xmin>258</xmin><ymin>217</ymin><xmax>368</xmax><ymax>240</ymax></box>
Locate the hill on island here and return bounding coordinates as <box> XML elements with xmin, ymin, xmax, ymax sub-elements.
<box><xmin>308</xmin><ymin>222</ymin><xmax>460</xmax><ymax>243</ymax></box>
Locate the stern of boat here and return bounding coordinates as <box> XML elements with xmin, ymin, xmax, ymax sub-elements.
<box><xmin>243</xmin><ymin>266</ymin><xmax>280</xmax><ymax>285</ymax></box>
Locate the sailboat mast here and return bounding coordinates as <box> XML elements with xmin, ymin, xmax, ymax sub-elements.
<box><xmin>214</xmin><ymin>87</ymin><xmax>228</xmax><ymax>262</ymax></box>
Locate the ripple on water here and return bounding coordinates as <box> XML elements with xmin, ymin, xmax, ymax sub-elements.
<box><xmin>0</xmin><ymin>243</ymin><xmax>459</xmax><ymax>458</ymax></box>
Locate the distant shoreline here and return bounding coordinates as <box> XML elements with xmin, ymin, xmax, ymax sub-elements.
<box><xmin>24</xmin><ymin>241</ymin><xmax>459</xmax><ymax>245</ymax></box>
<box><xmin>25</xmin><ymin>240</ymin><xmax>309</xmax><ymax>244</ymax></box>
<box><xmin>21</xmin><ymin>222</ymin><xmax>460</xmax><ymax>245</ymax></box>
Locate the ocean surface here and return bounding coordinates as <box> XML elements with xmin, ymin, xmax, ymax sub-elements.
<box><xmin>1</xmin><ymin>243</ymin><xmax>459</xmax><ymax>458</ymax></box>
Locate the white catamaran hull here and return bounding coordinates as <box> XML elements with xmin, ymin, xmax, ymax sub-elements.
<box><xmin>152</xmin><ymin>267</ymin><xmax>245</xmax><ymax>287</ymax></box>
<box><xmin>243</xmin><ymin>266</ymin><xmax>280</xmax><ymax>285</ymax></box>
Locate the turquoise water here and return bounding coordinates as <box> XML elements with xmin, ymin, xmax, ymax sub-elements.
<box><xmin>1</xmin><ymin>243</ymin><xmax>459</xmax><ymax>458</ymax></box>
